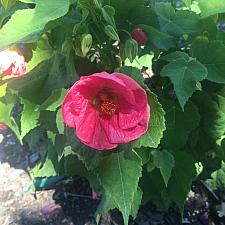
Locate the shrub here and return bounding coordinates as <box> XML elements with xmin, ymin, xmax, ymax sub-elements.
<box><xmin>0</xmin><ymin>0</ymin><xmax>225</xmax><ymax>224</ymax></box>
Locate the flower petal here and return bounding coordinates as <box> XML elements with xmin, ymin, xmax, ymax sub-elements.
<box><xmin>82</xmin><ymin>116</ymin><xmax>118</xmax><ymax>150</ymax></box>
<box><xmin>118</xmin><ymin>89</ymin><xmax>149</xmax><ymax>129</ymax></box>
<box><xmin>0</xmin><ymin>50</ymin><xmax>27</xmax><ymax>76</ymax></box>
<box><xmin>79</xmin><ymin>73</ymin><xmax>136</xmax><ymax>105</ymax></box>
<box><xmin>103</xmin><ymin>106</ymin><xmax>149</xmax><ymax>144</ymax></box>
<box><xmin>62</xmin><ymin>91</ymin><xmax>87</xmax><ymax>128</ymax></box>
<box><xmin>0</xmin><ymin>50</ymin><xmax>15</xmax><ymax>72</ymax></box>
<box><xmin>76</xmin><ymin>103</ymin><xmax>98</xmax><ymax>143</ymax></box>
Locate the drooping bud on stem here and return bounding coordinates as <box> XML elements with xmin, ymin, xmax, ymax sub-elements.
<box><xmin>131</xmin><ymin>28</ymin><xmax>148</xmax><ymax>46</ymax></box>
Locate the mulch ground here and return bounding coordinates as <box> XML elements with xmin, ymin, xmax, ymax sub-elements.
<box><xmin>0</xmin><ymin>129</ymin><xmax>225</xmax><ymax>225</ymax></box>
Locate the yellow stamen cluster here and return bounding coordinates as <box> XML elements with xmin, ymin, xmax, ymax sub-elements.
<box><xmin>100</xmin><ymin>100</ymin><xmax>117</xmax><ymax>116</ymax></box>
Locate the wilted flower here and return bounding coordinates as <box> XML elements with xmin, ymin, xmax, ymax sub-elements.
<box><xmin>62</xmin><ymin>72</ymin><xmax>150</xmax><ymax>150</ymax></box>
<box><xmin>0</xmin><ymin>49</ymin><xmax>27</xmax><ymax>76</ymax></box>
<box><xmin>131</xmin><ymin>28</ymin><xmax>148</xmax><ymax>46</ymax></box>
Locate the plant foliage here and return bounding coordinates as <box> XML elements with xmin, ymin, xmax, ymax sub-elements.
<box><xmin>0</xmin><ymin>0</ymin><xmax>225</xmax><ymax>224</ymax></box>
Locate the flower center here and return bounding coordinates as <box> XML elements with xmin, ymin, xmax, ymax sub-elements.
<box><xmin>92</xmin><ymin>89</ymin><xmax>118</xmax><ymax>117</ymax></box>
<box><xmin>100</xmin><ymin>100</ymin><xmax>117</xmax><ymax>116</ymax></box>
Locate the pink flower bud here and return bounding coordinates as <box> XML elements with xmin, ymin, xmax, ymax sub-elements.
<box><xmin>131</xmin><ymin>28</ymin><xmax>148</xmax><ymax>46</ymax></box>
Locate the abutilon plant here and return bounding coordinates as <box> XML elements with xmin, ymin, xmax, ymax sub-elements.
<box><xmin>0</xmin><ymin>0</ymin><xmax>225</xmax><ymax>224</ymax></box>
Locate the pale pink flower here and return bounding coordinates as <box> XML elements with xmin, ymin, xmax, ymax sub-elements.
<box><xmin>0</xmin><ymin>49</ymin><xmax>27</xmax><ymax>76</ymax></box>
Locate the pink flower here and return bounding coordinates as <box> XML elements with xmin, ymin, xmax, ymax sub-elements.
<box><xmin>0</xmin><ymin>123</ymin><xmax>7</xmax><ymax>130</ymax></box>
<box><xmin>131</xmin><ymin>28</ymin><xmax>148</xmax><ymax>46</ymax></box>
<box><xmin>0</xmin><ymin>50</ymin><xmax>27</xmax><ymax>76</ymax></box>
<box><xmin>92</xmin><ymin>190</ymin><xmax>101</xmax><ymax>200</ymax></box>
<box><xmin>62</xmin><ymin>72</ymin><xmax>150</xmax><ymax>150</ymax></box>
<box><xmin>40</xmin><ymin>203</ymin><xmax>61</xmax><ymax>215</ymax></box>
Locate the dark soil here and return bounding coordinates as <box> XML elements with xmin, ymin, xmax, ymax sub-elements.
<box><xmin>0</xmin><ymin>129</ymin><xmax>225</xmax><ymax>225</ymax></box>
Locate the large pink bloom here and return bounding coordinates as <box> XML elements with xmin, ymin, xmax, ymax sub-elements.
<box><xmin>62</xmin><ymin>72</ymin><xmax>150</xmax><ymax>150</ymax></box>
<box><xmin>0</xmin><ymin>50</ymin><xmax>27</xmax><ymax>76</ymax></box>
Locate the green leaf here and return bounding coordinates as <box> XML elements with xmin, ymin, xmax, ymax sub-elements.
<box><xmin>124</xmin><ymin>39</ymin><xmax>138</xmax><ymax>63</ymax></box>
<box><xmin>104</xmin><ymin>25</ymin><xmax>120</xmax><ymax>41</ymax></box>
<box><xmin>96</xmin><ymin>172</ymin><xmax>142</xmax><ymax>222</ymax></box>
<box><xmin>8</xmin><ymin>60</ymin><xmax>52</xmax><ymax>104</ymax></box>
<box><xmin>96</xmin><ymin>151</ymin><xmax>142</xmax><ymax>225</ymax></box>
<box><xmin>125</xmin><ymin>54</ymin><xmax>153</xmax><ymax>70</ymax></box>
<box><xmin>167</xmin><ymin>151</ymin><xmax>196</xmax><ymax>211</ymax></box>
<box><xmin>56</xmin><ymin>108</ymin><xmax>64</xmax><ymax>135</ymax></box>
<box><xmin>95</xmin><ymin>191</ymin><xmax>115</xmax><ymax>224</ymax></box>
<box><xmin>154</xmin><ymin>3</ymin><xmax>201</xmax><ymax>36</ymax></box>
<box><xmin>140</xmin><ymin>168</ymin><xmax>168</xmax><ymax>210</ymax></box>
<box><xmin>182</xmin><ymin>0</ymin><xmax>191</xmax><ymax>8</ymax></box>
<box><xmin>20</xmin><ymin>98</ymin><xmax>40</xmax><ymax>141</ymax></box>
<box><xmin>130</xmin><ymin>187</ymin><xmax>143</xmax><ymax>218</ymax></box>
<box><xmin>110</xmin><ymin>0</ymin><xmax>154</xmax><ymax>28</ymax></box>
<box><xmin>40</xmin><ymin>88</ymin><xmax>67</xmax><ymax>111</ymax></box>
<box><xmin>1</xmin><ymin>0</ymin><xmax>16</xmax><ymax>10</ymax></box>
<box><xmin>116</xmin><ymin>67</ymin><xmax>166</xmax><ymax>149</ymax></box>
<box><xmin>9</xmin><ymin>54</ymin><xmax>75</xmax><ymax>105</ymax></box>
<box><xmin>193</xmin><ymin>41</ymin><xmax>225</xmax><ymax>84</ymax></box>
<box><xmin>38</xmin><ymin>111</ymin><xmax>57</xmax><ymax>134</ymax></box>
<box><xmin>162</xmin><ymin>51</ymin><xmax>189</xmax><ymax>61</ymax></box>
<box><xmin>197</xmin><ymin>0</ymin><xmax>225</xmax><ymax>18</ymax></box>
<box><xmin>0</xmin><ymin>0</ymin><xmax>70</xmax><ymax>50</ymax></box>
<box><xmin>138</xmin><ymin>25</ymin><xmax>175</xmax><ymax>50</ymax></box>
<box><xmin>0</xmin><ymin>100</ymin><xmax>20</xmax><ymax>139</ymax></box>
<box><xmin>28</xmin><ymin>37</ymin><xmax>53</xmax><ymax>72</ymax></box>
<box><xmin>161</xmin><ymin>100</ymin><xmax>200</xmax><ymax>150</ymax></box>
<box><xmin>102</xmin><ymin>5</ymin><xmax>116</xmax><ymax>28</ymax></box>
<box><xmin>133</xmin><ymin>148</ymin><xmax>151</xmax><ymax>165</ymax></box>
<box><xmin>54</xmin><ymin>134</ymin><xmax>67</xmax><ymax>160</ymax></box>
<box><xmin>0</xmin><ymin>2</ymin><xmax>26</xmax><ymax>28</ymax></box>
<box><xmin>134</xmin><ymin>91</ymin><xmax>166</xmax><ymax>148</ymax></box>
<box><xmin>58</xmin><ymin>143</ymin><xmax>91</xmax><ymax>177</ymax></box>
<box><xmin>161</xmin><ymin>51</ymin><xmax>208</xmax><ymax>109</ymax></box>
<box><xmin>63</xmin><ymin>146</ymin><xmax>75</xmax><ymax>157</ymax></box>
<box><xmin>190</xmin><ymin>1</ymin><xmax>201</xmax><ymax>14</ymax></box>
<box><xmin>61</xmin><ymin>152</ymin><xmax>87</xmax><ymax>177</ymax></box>
<box><xmin>212</xmin><ymin>94</ymin><xmax>225</xmax><ymax>139</ymax></box>
<box><xmin>116</xmin><ymin>66</ymin><xmax>144</xmax><ymax>84</ymax></box>
<box><xmin>47</xmin><ymin>131</ymin><xmax>56</xmax><ymax>145</ymax></box>
<box><xmin>141</xmin><ymin>151</ymin><xmax>196</xmax><ymax>211</ymax></box>
<box><xmin>32</xmin><ymin>157</ymin><xmax>57</xmax><ymax>178</ymax></box>
<box><xmin>153</xmin><ymin>149</ymin><xmax>175</xmax><ymax>187</ymax></box>
<box><xmin>206</xmin><ymin>162</ymin><xmax>225</xmax><ymax>189</ymax></box>
<box><xmin>42</xmin><ymin>54</ymin><xmax>76</xmax><ymax>95</ymax></box>
<box><xmin>81</xmin><ymin>34</ymin><xmax>92</xmax><ymax>56</ymax></box>
<box><xmin>65</xmin><ymin>127</ymin><xmax>105</xmax><ymax>170</ymax></box>
<box><xmin>0</xmin><ymin>83</ymin><xmax>7</xmax><ymax>98</ymax></box>
<box><xmin>193</xmin><ymin>91</ymin><xmax>225</xmax><ymax>143</ymax></box>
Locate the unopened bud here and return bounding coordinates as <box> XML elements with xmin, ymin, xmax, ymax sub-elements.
<box><xmin>131</xmin><ymin>28</ymin><xmax>148</xmax><ymax>46</ymax></box>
